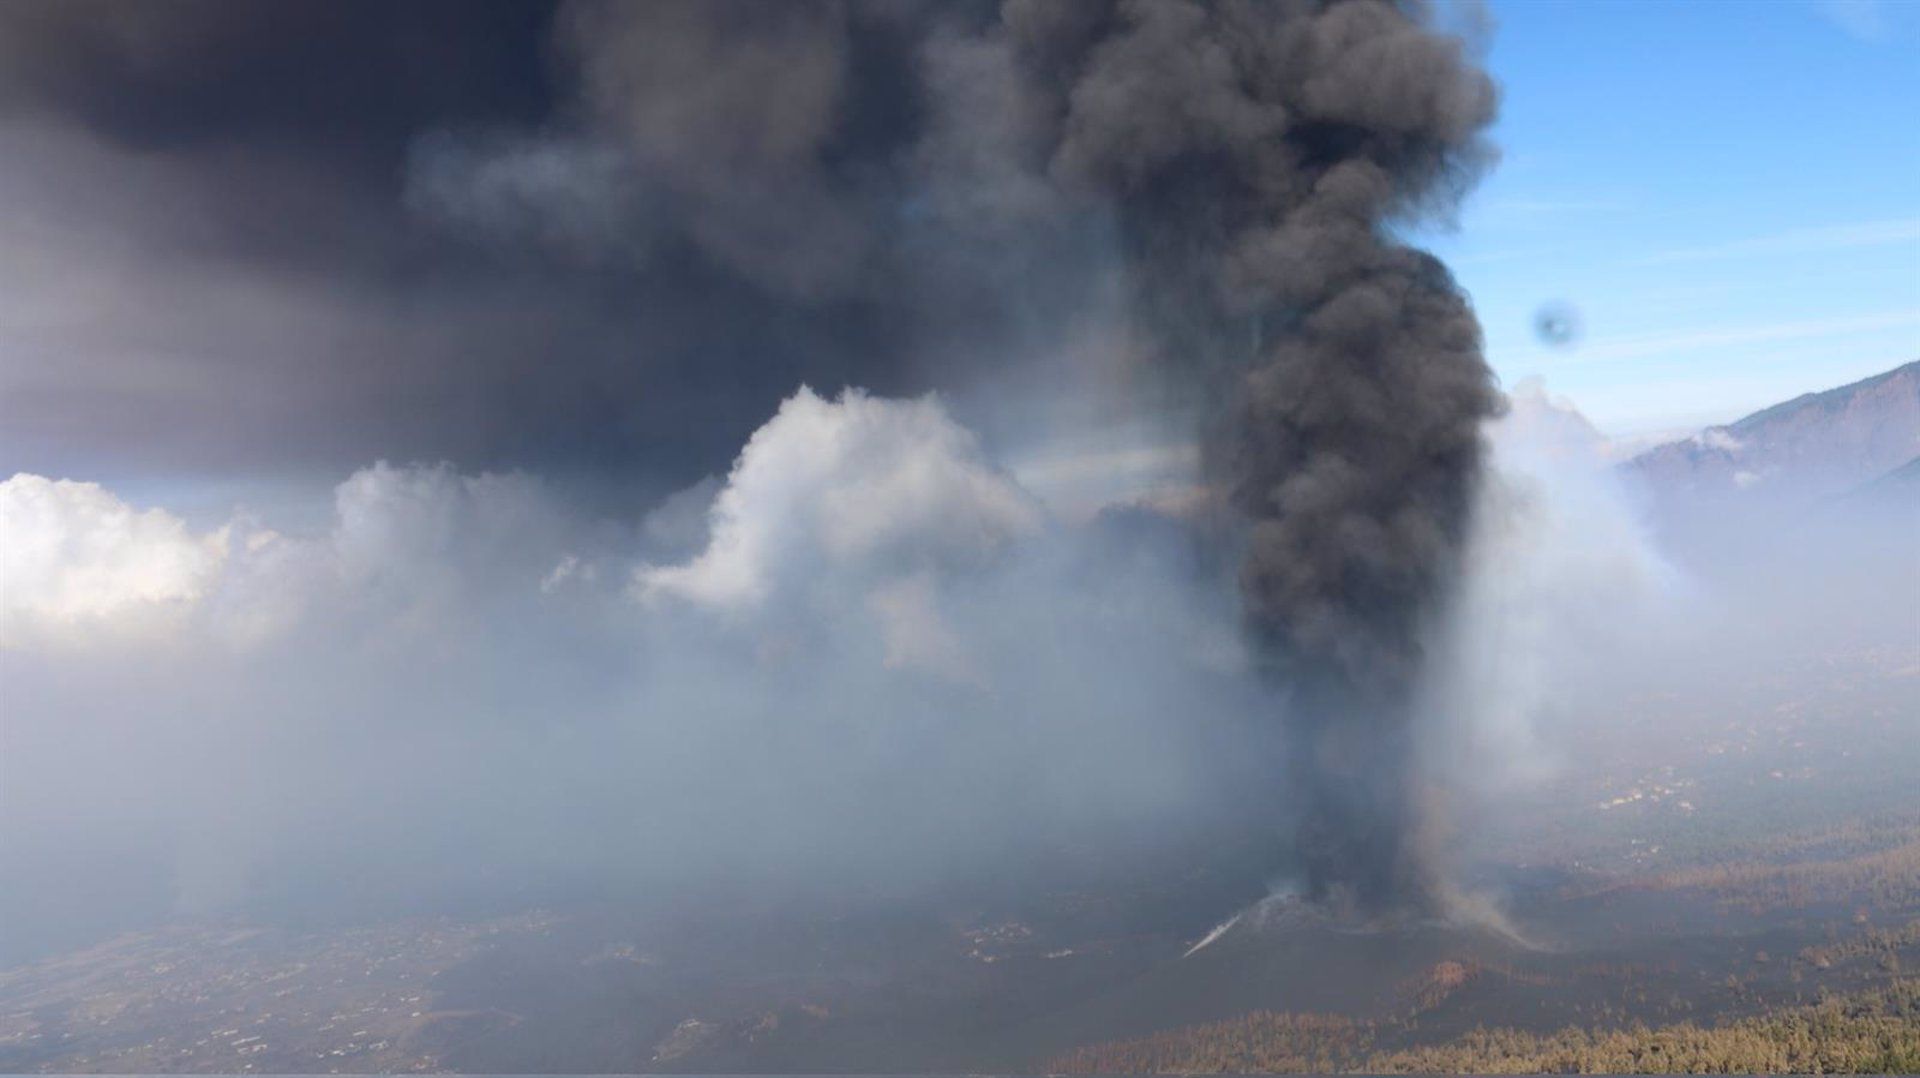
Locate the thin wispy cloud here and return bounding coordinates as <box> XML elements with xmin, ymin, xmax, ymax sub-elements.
<box><xmin>1815</xmin><ymin>0</ymin><xmax>1891</xmax><ymax>42</ymax></box>
<box><xmin>1481</xmin><ymin>197</ymin><xmax>1630</xmax><ymax>218</ymax></box>
<box><xmin>1446</xmin><ymin>249</ymin><xmax>1532</xmax><ymax>269</ymax></box>
<box><xmin>1482</xmin><ymin>197</ymin><xmax>1620</xmax><ymax>216</ymax></box>
<box><xmin>1634</xmin><ymin>216</ymin><xmax>1920</xmax><ymax>265</ymax></box>
<box><xmin>1562</xmin><ymin>309</ymin><xmax>1920</xmax><ymax>367</ymax></box>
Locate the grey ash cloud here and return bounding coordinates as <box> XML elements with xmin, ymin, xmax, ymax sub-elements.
<box><xmin>1</xmin><ymin>0</ymin><xmax>1500</xmax><ymax>915</ymax></box>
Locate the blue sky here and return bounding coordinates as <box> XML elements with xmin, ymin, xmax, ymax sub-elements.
<box><xmin>1413</xmin><ymin>0</ymin><xmax>1920</xmax><ymax>436</ymax></box>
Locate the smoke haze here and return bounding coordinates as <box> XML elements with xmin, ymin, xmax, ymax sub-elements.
<box><xmin>11</xmin><ymin>2</ymin><xmax>1909</xmax><ymax>982</ymax></box>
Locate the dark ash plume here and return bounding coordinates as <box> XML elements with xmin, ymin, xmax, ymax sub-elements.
<box><xmin>1013</xmin><ymin>0</ymin><xmax>1503</xmax><ymax>914</ymax></box>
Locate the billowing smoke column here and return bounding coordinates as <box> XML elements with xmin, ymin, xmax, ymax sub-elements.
<box><xmin>1009</xmin><ymin>1</ymin><xmax>1502</xmax><ymax>913</ymax></box>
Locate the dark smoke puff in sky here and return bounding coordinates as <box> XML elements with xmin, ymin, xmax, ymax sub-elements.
<box><xmin>0</xmin><ymin>0</ymin><xmax>1497</xmax><ymax>915</ymax></box>
<box><xmin>1534</xmin><ymin>301</ymin><xmax>1583</xmax><ymax>347</ymax></box>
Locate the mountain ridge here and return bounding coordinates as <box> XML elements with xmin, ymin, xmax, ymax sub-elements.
<box><xmin>1629</xmin><ymin>359</ymin><xmax>1920</xmax><ymax>501</ymax></box>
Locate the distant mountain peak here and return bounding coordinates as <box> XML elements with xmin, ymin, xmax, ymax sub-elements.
<box><xmin>1628</xmin><ymin>360</ymin><xmax>1920</xmax><ymax>501</ymax></box>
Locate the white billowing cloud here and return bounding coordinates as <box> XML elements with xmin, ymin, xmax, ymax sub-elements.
<box><xmin>330</xmin><ymin>461</ymin><xmax>569</xmax><ymax>591</ymax></box>
<box><xmin>1425</xmin><ymin>382</ymin><xmax>1680</xmax><ymax>790</ymax></box>
<box><xmin>0</xmin><ymin>474</ymin><xmax>228</xmax><ymax>646</ymax></box>
<box><xmin>639</xmin><ymin>387</ymin><xmax>1043</xmax><ymax>610</ymax></box>
<box><xmin>4</xmin><ymin>392</ymin><xmax>1250</xmax><ymax>928</ymax></box>
<box><xmin>866</xmin><ymin>572</ymin><xmax>977</xmax><ymax>682</ymax></box>
<box><xmin>3</xmin><ymin>388</ymin><xmax>1049</xmax><ymax>679</ymax></box>
<box><xmin>1489</xmin><ymin>378</ymin><xmax>1620</xmax><ymax>463</ymax></box>
<box><xmin>3</xmin><ymin>391</ymin><xmax>1050</xmax><ymax>678</ymax></box>
<box><xmin>1</xmin><ymin>462</ymin><xmax>586</xmax><ymax>652</ymax></box>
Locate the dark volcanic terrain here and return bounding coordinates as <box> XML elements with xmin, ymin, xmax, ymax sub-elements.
<box><xmin>4</xmin><ymin>637</ymin><xmax>1915</xmax><ymax>1073</ymax></box>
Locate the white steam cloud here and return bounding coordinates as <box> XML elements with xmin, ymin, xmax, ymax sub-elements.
<box><xmin>1428</xmin><ymin>381</ymin><xmax>1680</xmax><ymax>792</ymax></box>
<box><xmin>0</xmin><ymin>388</ymin><xmax>1250</xmax><ymax>946</ymax></box>
<box><xmin>638</xmin><ymin>387</ymin><xmax>1041</xmax><ymax>611</ymax></box>
<box><xmin>0</xmin><ymin>475</ymin><xmax>229</xmax><ymax>647</ymax></box>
